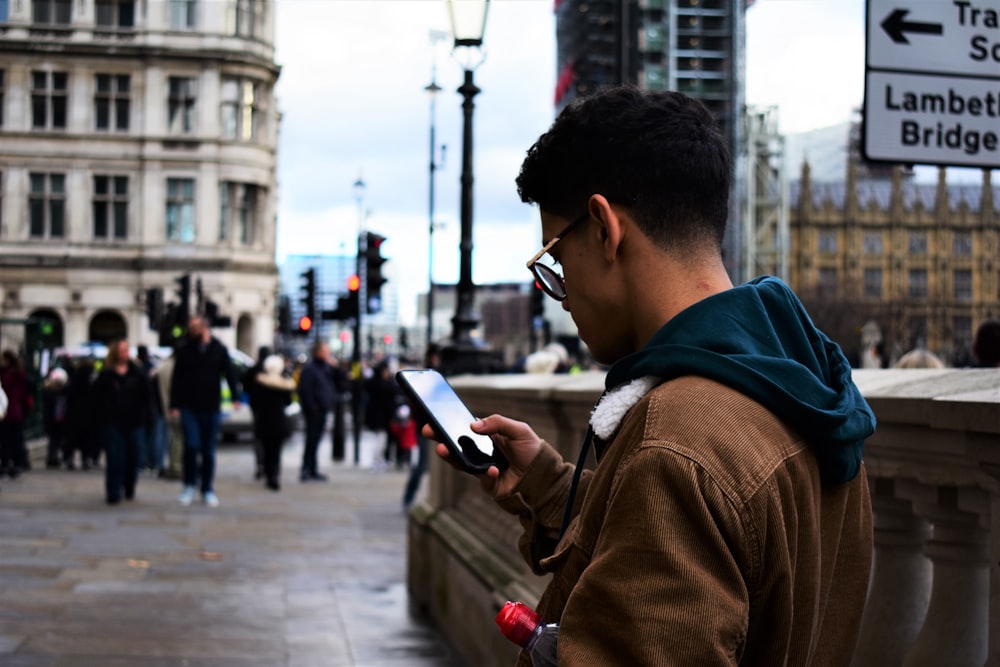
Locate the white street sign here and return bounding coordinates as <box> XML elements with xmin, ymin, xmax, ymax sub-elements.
<box><xmin>863</xmin><ymin>0</ymin><xmax>1000</xmax><ymax>168</ymax></box>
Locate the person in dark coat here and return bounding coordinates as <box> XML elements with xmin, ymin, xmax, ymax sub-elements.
<box><xmin>91</xmin><ymin>339</ymin><xmax>153</xmax><ymax>504</ymax></box>
<box><xmin>242</xmin><ymin>345</ymin><xmax>271</xmax><ymax>480</ymax></box>
<box><xmin>364</xmin><ymin>361</ymin><xmax>401</xmax><ymax>468</ymax></box>
<box><xmin>296</xmin><ymin>341</ymin><xmax>335</xmax><ymax>482</ymax></box>
<box><xmin>66</xmin><ymin>356</ymin><xmax>98</xmax><ymax>470</ymax></box>
<box><xmin>253</xmin><ymin>354</ymin><xmax>295</xmax><ymax>491</ymax></box>
<box><xmin>42</xmin><ymin>366</ymin><xmax>71</xmax><ymax>469</ymax></box>
<box><xmin>0</xmin><ymin>350</ymin><xmax>31</xmax><ymax>478</ymax></box>
<box><xmin>169</xmin><ymin>316</ymin><xmax>240</xmax><ymax>507</ymax></box>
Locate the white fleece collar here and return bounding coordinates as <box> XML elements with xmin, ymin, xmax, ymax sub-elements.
<box><xmin>589</xmin><ymin>376</ymin><xmax>661</xmax><ymax>440</ymax></box>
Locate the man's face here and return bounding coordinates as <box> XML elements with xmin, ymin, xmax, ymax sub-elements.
<box><xmin>187</xmin><ymin>317</ymin><xmax>204</xmax><ymax>338</ymax></box>
<box><xmin>538</xmin><ymin>210</ymin><xmax>632</xmax><ymax>366</ymax></box>
<box><xmin>316</xmin><ymin>343</ymin><xmax>331</xmax><ymax>363</ymax></box>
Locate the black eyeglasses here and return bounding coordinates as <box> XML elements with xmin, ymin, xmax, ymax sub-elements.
<box><xmin>525</xmin><ymin>212</ymin><xmax>589</xmax><ymax>301</ymax></box>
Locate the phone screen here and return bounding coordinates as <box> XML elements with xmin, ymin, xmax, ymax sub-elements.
<box><xmin>397</xmin><ymin>369</ymin><xmax>498</xmax><ymax>465</ymax></box>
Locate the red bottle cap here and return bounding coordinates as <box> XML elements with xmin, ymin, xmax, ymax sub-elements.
<box><xmin>495</xmin><ymin>601</ymin><xmax>542</xmax><ymax>647</ymax></box>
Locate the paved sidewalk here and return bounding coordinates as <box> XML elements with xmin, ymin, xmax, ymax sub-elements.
<box><xmin>0</xmin><ymin>432</ymin><xmax>463</xmax><ymax>667</ymax></box>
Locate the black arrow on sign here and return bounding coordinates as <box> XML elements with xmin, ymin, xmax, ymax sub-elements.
<box><xmin>881</xmin><ymin>9</ymin><xmax>943</xmax><ymax>44</ymax></box>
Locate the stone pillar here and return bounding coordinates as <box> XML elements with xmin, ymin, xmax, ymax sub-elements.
<box><xmin>988</xmin><ymin>489</ymin><xmax>1000</xmax><ymax>667</ymax></box>
<box><xmin>853</xmin><ymin>478</ymin><xmax>931</xmax><ymax>667</ymax></box>
<box><xmin>900</xmin><ymin>483</ymin><xmax>989</xmax><ymax>667</ymax></box>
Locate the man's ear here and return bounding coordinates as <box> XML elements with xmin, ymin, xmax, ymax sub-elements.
<box><xmin>587</xmin><ymin>194</ymin><xmax>624</xmax><ymax>261</ymax></box>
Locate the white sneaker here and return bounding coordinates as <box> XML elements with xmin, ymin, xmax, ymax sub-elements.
<box><xmin>178</xmin><ymin>486</ymin><xmax>196</xmax><ymax>507</ymax></box>
<box><xmin>203</xmin><ymin>491</ymin><xmax>220</xmax><ymax>507</ymax></box>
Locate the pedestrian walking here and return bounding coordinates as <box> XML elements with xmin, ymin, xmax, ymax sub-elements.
<box><xmin>364</xmin><ymin>361</ymin><xmax>400</xmax><ymax>469</ymax></box>
<box><xmin>65</xmin><ymin>356</ymin><xmax>98</xmax><ymax>470</ymax></box>
<box><xmin>0</xmin><ymin>350</ymin><xmax>32</xmax><ymax>479</ymax></box>
<box><xmin>91</xmin><ymin>339</ymin><xmax>153</xmax><ymax>505</ymax></box>
<box><xmin>429</xmin><ymin>86</ymin><xmax>876</xmax><ymax>664</ymax></box>
<box><xmin>242</xmin><ymin>345</ymin><xmax>270</xmax><ymax>480</ymax></box>
<box><xmin>253</xmin><ymin>354</ymin><xmax>295</xmax><ymax>491</ymax></box>
<box><xmin>42</xmin><ymin>366</ymin><xmax>70</xmax><ymax>469</ymax></box>
<box><xmin>169</xmin><ymin>315</ymin><xmax>241</xmax><ymax>507</ymax></box>
<box><xmin>329</xmin><ymin>357</ymin><xmax>349</xmax><ymax>462</ymax></box>
<box><xmin>296</xmin><ymin>340</ymin><xmax>335</xmax><ymax>482</ymax></box>
<box><xmin>136</xmin><ymin>345</ymin><xmax>167</xmax><ymax>477</ymax></box>
<box><xmin>155</xmin><ymin>350</ymin><xmax>182</xmax><ymax>479</ymax></box>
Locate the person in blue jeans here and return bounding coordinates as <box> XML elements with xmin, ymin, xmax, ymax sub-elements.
<box><xmin>92</xmin><ymin>339</ymin><xmax>152</xmax><ymax>505</ymax></box>
<box><xmin>169</xmin><ymin>316</ymin><xmax>241</xmax><ymax>507</ymax></box>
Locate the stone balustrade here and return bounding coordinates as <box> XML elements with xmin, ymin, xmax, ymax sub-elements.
<box><xmin>406</xmin><ymin>368</ymin><xmax>1000</xmax><ymax>667</ymax></box>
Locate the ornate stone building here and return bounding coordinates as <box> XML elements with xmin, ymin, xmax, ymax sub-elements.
<box><xmin>789</xmin><ymin>163</ymin><xmax>998</xmax><ymax>366</ymax></box>
<box><xmin>0</xmin><ymin>0</ymin><xmax>280</xmax><ymax>355</ymax></box>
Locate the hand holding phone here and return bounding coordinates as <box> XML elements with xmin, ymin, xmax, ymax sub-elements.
<box><xmin>396</xmin><ymin>369</ymin><xmax>509</xmax><ymax>475</ymax></box>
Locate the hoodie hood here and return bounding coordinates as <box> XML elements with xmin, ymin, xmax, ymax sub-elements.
<box><xmin>602</xmin><ymin>276</ymin><xmax>875</xmax><ymax>484</ymax></box>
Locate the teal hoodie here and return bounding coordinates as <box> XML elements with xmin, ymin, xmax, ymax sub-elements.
<box><xmin>604</xmin><ymin>276</ymin><xmax>875</xmax><ymax>484</ymax></box>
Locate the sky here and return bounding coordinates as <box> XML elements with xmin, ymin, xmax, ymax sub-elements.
<box><xmin>270</xmin><ymin>0</ymin><xmax>979</xmax><ymax>325</ymax></box>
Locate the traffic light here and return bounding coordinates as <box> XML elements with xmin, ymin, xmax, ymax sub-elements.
<box><xmin>174</xmin><ymin>273</ymin><xmax>191</xmax><ymax>326</ymax></box>
<box><xmin>145</xmin><ymin>288</ymin><xmax>163</xmax><ymax>330</ymax></box>
<box><xmin>297</xmin><ymin>315</ymin><xmax>313</xmax><ymax>335</ymax></box>
<box><xmin>364</xmin><ymin>232</ymin><xmax>387</xmax><ymax>314</ymax></box>
<box><xmin>299</xmin><ymin>267</ymin><xmax>317</xmax><ymax>324</ymax></box>
<box><xmin>530</xmin><ymin>280</ymin><xmax>545</xmax><ymax>321</ymax></box>
<box><xmin>277</xmin><ymin>296</ymin><xmax>292</xmax><ymax>335</ymax></box>
<box><xmin>321</xmin><ymin>275</ymin><xmax>360</xmax><ymax>322</ymax></box>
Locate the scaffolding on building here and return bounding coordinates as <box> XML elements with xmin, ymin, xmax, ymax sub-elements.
<box><xmin>742</xmin><ymin>105</ymin><xmax>789</xmax><ymax>282</ymax></box>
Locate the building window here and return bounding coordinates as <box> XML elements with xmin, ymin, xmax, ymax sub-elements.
<box><xmin>818</xmin><ymin>267</ymin><xmax>837</xmax><ymax>299</ymax></box>
<box><xmin>168</xmin><ymin>76</ymin><xmax>196</xmax><ymax>134</ymax></box>
<box><xmin>238</xmin><ymin>184</ymin><xmax>258</xmax><ymax>244</ymax></box>
<box><xmin>218</xmin><ymin>182</ymin><xmax>230</xmax><ymax>241</ymax></box>
<box><xmin>227</xmin><ymin>0</ymin><xmax>263</xmax><ymax>37</ymax></box>
<box><xmin>0</xmin><ymin>0</ymin><xmax>8</xmax><ymax>21</ymax></box>
<box><xmin>863</xmin><ymin>268</ymin><xmax>882</xmax><ymax>299</ymax></box>
<box><xmin>862</xmin><ymin>231</ymin><xmax>883</xmax><ymax>255</ymax></box>
<box><xmin>908</xmin><ymin>231</ymin><xmax>927</xmax><ymax>255</ymax></box>
<box><xmin>953</xmin><ymin>231</ymin><xmax>972</xmax><ymax>257</ymax></box>
<box><xmin>953</xmin><ymin>269</ymin><xmax>972</xmax><ymax>302</ymax></box>
<box><xmin>908</xmin><ymin>268</ymin><xmax>928</xmax><ymax>299</ymax></box>
<box><xmin>95</xmin><ymin>74</ymin><xmax>130</xmax><ymax>132</ymax></box>
<box><xmin>32</xmin><ymin>70</ymin><xmax>68</xmax><ymax>130</ymax></box>
<box><xmin>220</xmin><ymin>77</ymin><xmax>260</xmax><ymax>141</ymax></box>
<box><xmin>166</xmin><ymin>178</ymin><xmax>195</xmax><ymax>242</ymax></box>
<box><xmin>95</xmin><ymin>0</ymin><xmax>134</xmax><ymax>28</ymax></box>
<box><xmin>0</xmin><ymin>70</ymin><xmax>5</xmax><ymax>127</ymax></box>
<box><xmin>219</xmin><ymin>181</ymin><xmax>261</xmax><ymax>245</ymax></box>
<box><xmin>93</xmin><ymin>175</ymin><xmax>128</xmax><ymax>240</ymax></box>
<box><xmin>818</xmin><ymin>230</ymin><xmax>837</xmax><ymax>254</ymax></box>
<box><xmin>168</xmin><ymin>0</ymin><xmax>196</xmax><ymax>29</ymax></box>
<box><xmin>32</xmin><ymin>0</ymin><xmax>71</xmax><ymax>25</ymax></box>
<box><xmin>29</xmin><ymin>172</ymin><xmax>65</xmax><ymax>238</ymax></box>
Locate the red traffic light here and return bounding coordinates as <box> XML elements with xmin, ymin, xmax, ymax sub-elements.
<box><xmin>298</xmin><ymin>315</ymin><xmax>313</xmax><ymax>331</ymax></box>
<box><xmin>347</xmin><ymin>274</ymin><xmax>360</xmax><ymax>291</ymax></box>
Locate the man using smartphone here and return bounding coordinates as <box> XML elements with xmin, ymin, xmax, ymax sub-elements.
<box><xmin>430</xmin><ymin>87</ymin><xmax>875</xmax><ymax>666</ymax></box>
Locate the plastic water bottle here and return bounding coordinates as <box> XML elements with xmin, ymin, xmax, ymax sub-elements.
<box><xmin>495</xmin><ymin>601</ymin><xmax>559</xmax><ymax>667</ymax></box>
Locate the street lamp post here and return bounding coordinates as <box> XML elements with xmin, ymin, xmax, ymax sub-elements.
<box><xmin>425</xmin><ymin>30</ymin><xmax>447</xmax><ymax>351</ymax></box>
<box><xmin>443</xmin><ymin>0</ymin><xmax>491</xmax><ymax>375</ymax></box>
<box><xmin>351</xmin><ymin>176</ymin><xmax>365</xmax><ymax>464</ymax></box>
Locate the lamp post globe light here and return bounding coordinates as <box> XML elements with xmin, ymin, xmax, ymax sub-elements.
<box><xmin>442</xmin><ymin>0</ymin><xmax>496</xmax><ymax>375</ymax></box>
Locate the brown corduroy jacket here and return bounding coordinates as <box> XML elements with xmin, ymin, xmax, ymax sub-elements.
<box><xmin>497</xmin><ymin>376</ymin><xmax>873</xmax><ymax>666</ymax></box>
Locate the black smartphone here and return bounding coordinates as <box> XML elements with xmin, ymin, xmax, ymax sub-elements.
<box><xmin>395</xmin><ymin>369</ymin><xmax>508</xmax><ymax>474</ymax></box>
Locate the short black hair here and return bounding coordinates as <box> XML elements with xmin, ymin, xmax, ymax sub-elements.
<box><xmin>974</xmin><ymin>319</ymin><xmax>1000</xmax><ymax>367</ymax></box>
<box><xmin>516</xmin><ymin>86</ymin><xmax>731</xmax><ymax>252</ymax></box>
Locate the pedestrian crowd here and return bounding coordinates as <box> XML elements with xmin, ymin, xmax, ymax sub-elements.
<box><xmin>0</xmin><ymin>316</ymin><xmax>447</xmax><ymax>511</ymax></box>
